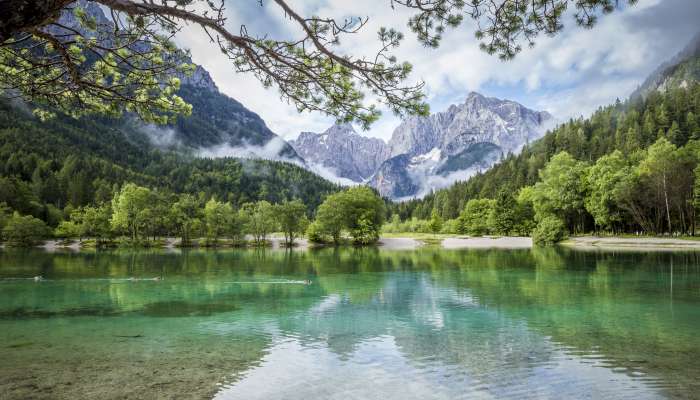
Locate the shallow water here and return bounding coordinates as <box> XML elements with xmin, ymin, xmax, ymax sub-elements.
<box><xmin>0</xmin><ymin>247</ymin><xmax>699</xmax><ymax>399</ymax></box>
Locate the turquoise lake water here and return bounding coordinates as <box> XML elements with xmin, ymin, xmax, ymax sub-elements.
<box><xmin>0</xmin><ymin>247</ymin><xmax>699</xmax><ymax>399</ymax></box>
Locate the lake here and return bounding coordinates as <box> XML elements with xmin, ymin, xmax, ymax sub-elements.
<box><xmin>0</xmin><ymin>247</ymin><xmax>699</xmax><ymax>399</ymax></box>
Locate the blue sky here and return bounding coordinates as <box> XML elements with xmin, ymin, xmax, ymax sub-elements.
<box><xmin>175</xmin><ymin>0</ymin><xmax>700</xmax><ymax>141</ymax></box>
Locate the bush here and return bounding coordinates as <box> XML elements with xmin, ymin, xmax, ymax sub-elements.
<box><xmin>2</xmin><ymin>212</ymin><xmax>51</xmax><ymax>246</ymax></box>
<box><xmin>306</xmin><ymin>221</ymin><xmax>328</xmax><ymax>244</ymax></box>
<box><xmin>440</xmin><ymin>218</ymin><xmax>461</xmax><ymax>234</ymax></box>
<box><xmin>532</xmin><ymin>216</ymin><xmax>568</xmax><ymax>246</ymax></box>
<box><xmin>351</xmin><ymin>214</ymin><xmax>380</xmax><ymax>245</ymax></box>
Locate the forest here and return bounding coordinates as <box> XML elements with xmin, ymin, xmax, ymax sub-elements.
<box><xmin>0</xmin><ymin>99</ymin><xmax>340</xmax><ymax>223</ymax></box>
<box><xmin>388</xmin><ymin>82</ymin><xmax>700</xmax><ymax>243</ymax></box>
<box><xmin>0</xmin><ymin>183</ymin><xmax>385</xmax><ymax>247</ymax></box>
<box><xmin>2</xmin><ymin>81</ymin><xmax>700</xmax><ymax>247</ymax></box>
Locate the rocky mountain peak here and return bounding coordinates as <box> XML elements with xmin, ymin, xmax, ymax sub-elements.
<box><xmin>290</xmin><ymin>124</ymin><xmax>390</xmax><ymax>182</ymax></box>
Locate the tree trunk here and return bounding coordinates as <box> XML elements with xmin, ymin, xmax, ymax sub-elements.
<box><xmin>0</xmin><ymin>0</ymin><xmax>75</xmax><ymax>43</ymax></box>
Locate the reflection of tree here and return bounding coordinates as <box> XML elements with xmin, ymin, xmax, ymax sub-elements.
<box><xmin>427</xmin><ymin>247</ymin><xmax>700</xmax><ymax>397</ymax></box>
<box><xmin>2</xmin><ymin>247</ymin><xmax>699</xmax><ymax>397</ymax></box>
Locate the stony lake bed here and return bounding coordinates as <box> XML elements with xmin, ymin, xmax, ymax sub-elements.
<box><xmin>0</xmin><ymin>246</ymin><xmax>699</xmax><ymax>399</ymax></box>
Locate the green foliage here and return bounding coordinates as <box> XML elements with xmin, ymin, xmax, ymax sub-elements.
<box><xmin>314</xmin><ymin>187</ymin><xmax>386</xmax><ymax>245</ymax></box>
<box><xmin>440</xmin><ymin>218</ymin><xmax>461</xmax><ymax>234</ymax></box>
<box><xmin>171</xmin><ymin>194</ymin><xmax>202</xmax><ymax>245</ymax></box>
<box><xmin>306</xmin><ymin>221</ymin><xmax>329</xmax><ymax>244</ymax></box>
<box><xmin>532</xmin><ymin>216</ymin><xmax>568</xmax><ymax>246</ymax></box>
<box><xmin>428</xmin><ymin>209</ymin><xmax>443</xmax><ymax>235</ymax></box>
<box><xmin>529</xmin><ymin>151</ymin><xmax>588</xmax><ymax>230</ymax></box>
<box><xmin>492</xmin><ymin>190</ymin><xmax>517</xmax><ymax>235</ymax></box>
<box><xmin>394</xmin><ymin>82</ymin><xmax>700</xmax><ymax>236</ymax></box>
<box><xmin>204</xmin><ymin>198</ymin><xmax>233</xmax><ymax>244</ymax></box>
<box><xmin>2</xmin><ymin>212</ymin><xmax>50</xmax><ymax>246</ymax></box>
<box><xmin>0</xmin><ymin>10</ymin><xmax>193</xmax><ymax>124</ymax></box>
<box><xmin>0</xmin><ymin>99</ymin><xmax>339</xmax><ymax>231</ymax></box>
<box><xmin>459</xmin><ymin>199</ymin><xmax>495</xmax><ymax>236</ymax></box>
<box><xmin>242</xmin><ymin>201</ymin><xmax>277</xmax><ymax>245</ymax></box>
<box><xmin>584</xmin><ymin>150</ymin><xmax>630</xmax><ymax>231</ymax></box>
<box><xmin>275</xmin><ymin>200</ymin><xmax>309</xmax><ymax>246</ymax></box>
<box><xmin>111</xmin><ymin>183</ymin><xmax>152</xmax><ymax>242</ymax></box>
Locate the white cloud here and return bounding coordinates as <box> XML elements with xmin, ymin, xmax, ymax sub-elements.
<box><xmin>173</xmin><ymin>0</ymin><xmax>699</xmax><ymax>140</ymax></box>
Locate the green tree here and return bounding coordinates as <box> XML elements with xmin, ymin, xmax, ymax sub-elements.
<box><xmin>80</xmin><ymin>203</ymin><xmax>113</xmax><ymax>243</ymax></box>
<box><xmin>459</xmin><ymin>199</ymin><xmax>495</xmax><ymax>236</ymax></box>
<box><xmin>204</xmin><ymin>198</ymin><xmax>233</xmax><ymax>245</ymax></box>
<box><xmin>530</xmin><ymin>151</ymin><xmax>588</xmax><ymax>232</ymax></box>
<box><xmin>688</xmin><ymin>111</ymin><xmax>700</xmax><ymax>140</ymax></box>
<box><xmin>428</xmin><ymin>209</ymin><xmax>443</xmax><ymax>235</ymax></box>
<box><xmin>242</xmin><ymin>201</ymin><xmax>277</xmax><ymax>245</ymax></box>
<box><xmin>2</xmin><ymin>212</ymin><xmax>50</xmax><ymax>246</ymax></box>
<box><xmin>110</xmin><ymin>183</ymin><xmax>152</xmax><ymax>241</ymax></box>
<box><xmin>314</xmin><ymin>187</ymin><xmax>385</xmax><ymax>244</ymax></box>
<box><xmin>170</xmin><ymin>194</ymin><xmax>201</xmax><ymax>246</ymax></box>
<box><xmin>275</xmin><ymin>200</ymin><xmax>308</xmax><ymax>246</ymax></box>
<box><xmin>142</xmin><ymin>191</ymin><xmax>170</xmax><ymax>241</ymax></box>
<box><xmin>315</xmin><ymin>197</ymin><xmax>346</xmax><ymax>244</ymax></box>
<box><xmin>532</xmin><ymin>215</ymin><xmax>567</xmax><ymax>246</ymax></box>
<box><xmin>637</xmin><ymin>138</ymin><xmax>680</xmax><ymax>233</ymax></box>
<box><xmin>584</xmin><ymin>150</ymin><xmax>630</xmax><ymax>231</ymax></box>
<box><xmin>492</xmin><ymin>190</ymin><xmax>517</xmax><ymax>235</ymax></box>
<box><xmin>667</xmin><ymin>120</ymin><xmax>683</xmax><ymax>145</ymax></box>
<box><xmin>54</xmin><ymin>220</ymin><xmax>81</xmax><ymax>240</ymax></box>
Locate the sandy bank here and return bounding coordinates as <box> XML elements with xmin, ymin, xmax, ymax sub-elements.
<box><xmin>442</xmin><ymin>236</ymin><xmax>533</xmax><ymax>249</ymax></box>
<box><xmin>378</xmin><ymin>237</ymin><xmax>423</xmax><ymax>250</ymax></box>
<box><xmin>562</xmin><ymin>236</ymin><xmax>700</xmax><ymax>251</ymax></box>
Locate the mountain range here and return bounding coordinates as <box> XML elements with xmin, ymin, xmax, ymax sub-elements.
<box><xmin>44</xmin><ymin>1</ymin><xmax>555</xmax><ymax>201</ymax></box>
<box><xmin>50</xmin><ymin>3</ymin><xmax>700</xmax><ymax>203</ymax></box>
<box><xmin>292</xmin><ymin>93</ymin><xmax>551</xmax><ymax>199</ymax></box>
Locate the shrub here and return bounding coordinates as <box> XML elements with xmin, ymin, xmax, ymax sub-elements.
<box><xmin>306</xmin><ymin>221</ymin><xmax>328</xmax><ymax>244</ymax></box>
<box><xmin>2</xmin><ymin>212</ymin><xmax>51</xmax><ymax>246</ymax></box>
<box><xmin>351</xmin><ymin>214</ymin><xmax>380</xmax><ymax>245</ymax></box>
<box><xmin>440</xmin><ymin>218</ymin><xmax>461</xmax><ymax>234</ymax></box>
<box><xmin>532</xmin><ymin>215</ymin><xmax>567</xmax><ymax>246</ymax></box>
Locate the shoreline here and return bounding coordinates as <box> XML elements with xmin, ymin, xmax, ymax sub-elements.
<box><xmin>8</xmin><ymin>235</ymin><xmax>700</xmax><ymax>252</ymax></box>
<box><xmin>560</xmin><ymin>236</ymin><xmax>700</xmax><ymax>251</ymax></box>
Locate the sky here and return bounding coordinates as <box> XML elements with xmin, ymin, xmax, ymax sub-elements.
<box><xmin>175</xmin><ymin>0</ymin><xmax>700</xmax><ymax>142</ymax></box>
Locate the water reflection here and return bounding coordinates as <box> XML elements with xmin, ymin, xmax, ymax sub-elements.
<box><xmin>0</xmin><ymin>247</ymin><xmax>698</xmax><ymax>399</ymax></box>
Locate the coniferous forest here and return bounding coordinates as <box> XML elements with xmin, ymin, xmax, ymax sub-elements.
<box><xmin>389</xmin><ymin>82</ymin><xmax>700</xmax><ymax>243</ymax></box>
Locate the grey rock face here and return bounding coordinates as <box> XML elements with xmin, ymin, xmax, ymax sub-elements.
<box><xmin>370</xmin><ymin>92</ymin><xmax>552</xmax><ymax>199</ymax></box>
<box><xmin>367</xmin><ymin>154</ymin><xmax>420</xmax><ymax>199</ymax></box>
<box><xmin>388</xmin><ymin>92</ymin><xmax>551</xmax><ymax>159</ymax></box>
<box><xmin>290</xmin><ymin>124</ymin><xmax>390</xmax><ymax>182</ymax></box>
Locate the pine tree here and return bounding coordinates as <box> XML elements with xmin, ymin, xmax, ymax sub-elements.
<box><xmin>492</xmin><ymin>190</ymin><xmax>517</xmax><ymax>235</ymax></box>
<box><xmin>688</xmin><ymin>111</ymin><xmax>700</xmax><ymax>140</ymax></box>
<box><xmin>667</xmin><ymin>121</ymin><xmax>683</xmax><ymax>146</ymax></box>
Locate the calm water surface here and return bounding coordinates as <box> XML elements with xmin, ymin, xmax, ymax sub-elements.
<box><xmin>0</xmin><ymin>247</ymin><xmax>699</xmax><ymax>399</ymax></box>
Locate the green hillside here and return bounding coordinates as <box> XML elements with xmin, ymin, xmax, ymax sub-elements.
<box><xmin>393</xmin><ymin>80</ymin><xmax>700</xmax><ymax>237</ymax></box>
<box><xmin>0</xmin><ymin>101</ymin><xmax>339</xmax><ymax>227</ymax></box>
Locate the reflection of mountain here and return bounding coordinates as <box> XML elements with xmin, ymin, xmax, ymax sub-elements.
<box><xmin>1</xmin><ymin>248</ymin><xmax>697</xmax><ymax>399</ymax></box>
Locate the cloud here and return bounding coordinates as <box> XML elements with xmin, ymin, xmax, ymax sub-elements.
<box><xmin>139</xmin><ymin>124</ymin><xmax>181</xmax><ymax>148</ymax></box>
<box><xmin>197</xmin><ymin>136</ymin><xmax>297</xmax><ymax>164</ymax></box>
<box><xmin>172</xmin><ymin>0</ymin><xmax>700</xmax><ymax>141</ymax></box>
<box><xmin>306</xmin><ymin>163</ymin><xmax>359</xmax><ymax>187</ymax></box>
